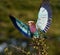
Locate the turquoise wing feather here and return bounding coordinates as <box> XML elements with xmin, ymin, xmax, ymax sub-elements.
<box><xmin>9</xmin><ymin>15</ymin><xmax>32</xmax><ymax>38</ymax></box>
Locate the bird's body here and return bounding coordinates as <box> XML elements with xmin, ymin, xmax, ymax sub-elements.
<box><xmin>9</xmin><ymin>15</ymin><xmax>39</xmax><ymax>38</ymax></box>
<box><xmin>9</xmin><ymin>0</ymin><xmax>52</xmax><ymax>38</ymax></box>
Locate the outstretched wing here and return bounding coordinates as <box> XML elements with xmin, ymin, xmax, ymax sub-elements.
<box><xmin>36</xmin><ymin>0</ymin><xmax>52</xmax><ymax>33</ymax></box>
<box><xmin>9</xmin><ymin>15</ymin><xmax>31</xmax><ymax>38</ymax></box>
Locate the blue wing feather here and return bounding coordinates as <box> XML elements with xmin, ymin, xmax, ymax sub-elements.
<box><xmin>9</xmin><ymin>15</ymin><xmax>31</xmax><ymax>38</ymax></box>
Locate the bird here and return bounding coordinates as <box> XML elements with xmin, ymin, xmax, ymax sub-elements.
<box><xmin>9</xmin><ymin>0</ymin><xmax>52</xmax><ymax>38</ymax></box>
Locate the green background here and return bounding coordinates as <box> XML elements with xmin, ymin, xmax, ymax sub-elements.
<box><xmin>0</xmin><ymin>0</ymin><xmax>60</xmax><ymax>55</ymax></box>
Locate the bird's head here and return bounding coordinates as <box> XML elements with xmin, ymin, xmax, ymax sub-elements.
<box><xmin>28</xmin><ymin>21</ymin><xmax>35</xmax><ymax>27</ymax></box>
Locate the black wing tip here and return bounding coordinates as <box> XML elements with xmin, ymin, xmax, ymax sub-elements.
<box><xmin>9</xmin><ymin>14</ymin><xmax>14</xmax><ymax>19</ymax></box>
<box><xmin>9</xmin><ymin>14</ymin><xmax>16</xmax><ymax>21</ymax></box>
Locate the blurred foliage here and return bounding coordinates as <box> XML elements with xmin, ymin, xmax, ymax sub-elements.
<box><xmin>4</xmin><ymin>37</ymin><xmax>48</xmax><ymax>55</ymax></box>
<box><xmin>0</xmin><ymin>0</ymin><xmax>60</xmax><ymax>55</ymax></box>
